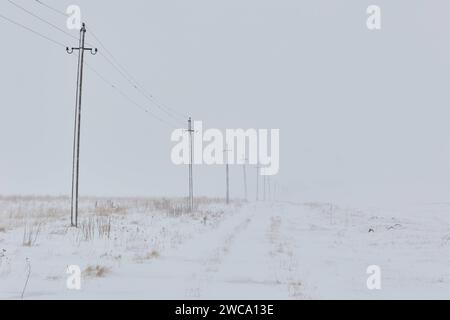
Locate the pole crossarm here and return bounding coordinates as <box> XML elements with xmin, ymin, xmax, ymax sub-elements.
<box><xmin>66</xmin><ymin>47</ymin><xmax>98</xmax><ymax>55</ymax></box>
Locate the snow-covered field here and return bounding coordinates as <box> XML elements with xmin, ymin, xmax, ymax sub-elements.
<box><xmin>1</xmin><ymin>196</ymin><xmax>450</xmax><ymax>299</ymax></box>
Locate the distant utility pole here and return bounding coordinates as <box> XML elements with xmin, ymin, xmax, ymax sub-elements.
<box><xmin>224</xmin><ymin>145</ymin><xmax>231</xmax><ymax>205</ymax></box>
<box><xmin>273</xmin><ymin>182</ymin><xmax>277</xmax><ymax>202</ymax></box>
<box><xmin>226</xmin><ymin>162</ymin><xmax>230</xmax><ymax>205</ymax></box>
<box><xmin>263</xmin><ymin>175</ymin><xmax>266</xmax><ymax>201</ymax></box>
<box><xmin>268</xmin><ymin>177</ymin><xmax>271</xmax><ymax>201</ymax></box>
<box><xmin>256</xmin><ymin>163</ymin><xmax>260</xmax><ymax>201</ymax></box>
<box><xmin>66</xmin><ymin>23</ymin><xmax>97</xmax><ymax>228</ymax></box>
<box><xmin>187</xmin><ymin>117</ymin><xmax>194</xmax><ymax>212</ymax></box>
<box><xmin>242</xmin><ymin>158</ymin><xmax>248</xmax><ymax>201</ymax></box>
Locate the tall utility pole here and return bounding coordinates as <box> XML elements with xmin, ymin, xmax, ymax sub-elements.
<box><xmin>66</xmin><ymin>23</ymin><xmax>97</xmax><ymax>228</ymax></box>
<box><xmin>187</xmin><ymin>117</ymin><xmax>194</xmax><ymax>212</ymax></box>
<box><xmin>224</xmin><ymin>145</ymin><xmax>230</xmax><ymax>204</ymax></box>
<box><xmin>268</xmin><ymin>177</ymin><xmax>271</xmax><ymax>201</ymax></box>
<box><xmin>256</xmin><ymin>163</ymin><xmax>260</xmax><ymax>201</ymax></box>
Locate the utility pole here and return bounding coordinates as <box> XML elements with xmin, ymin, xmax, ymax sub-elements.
<box><xmin>187</xmin><ymin>117</ymin><xmax>194</xmax><ymax>212</ymax></box>
<box><xmin>273</xmin><ymin>182</ymin><xmax>277</xmax><ymax>202</ymax></box>
<box><xmin>242</xmin><ymin>158</ymin><xmax>248</xmax><ymax>201</ymax></box>
<box><xmin>256</xmin><ymin>163</ymin><xmax>260</xmax><ymax>201</ymax></box>
<box><xmin>224</xmin><ymin>145</ymin><xmax>231</xmax><ymax>205</ymax></box>
<box><xmin>263</xmin><ymin>175</ymin><xmax>267</xmax><ymax>201</ymax></box>
<box><xmin>268</xmin><ymin>177</ymin><xmax>271</xmax><ymax>201</ymax></box>
<box><xmin>226</xmin><ymin>162</ymin><xmax>230</xmax><ymax>205</ymax></box>
<box><xmin>66</xmin><ymin>23</ymin><xmax>97</xmax><ymax>228</ymax></box>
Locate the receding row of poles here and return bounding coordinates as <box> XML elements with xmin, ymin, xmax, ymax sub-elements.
<box><xmin>186</xmin><ymin>128</ymin><xmax>277</xmax><ymax>211</ymax></box>
<box><xmin>67</xmin><ymin>23</ymin><xmax>276</xmax><ymax>227</ymax></box>
<box><xmin>0</xmin><ymin>4</ymin><xmax>278</xmax><ymax>228</ymax></box>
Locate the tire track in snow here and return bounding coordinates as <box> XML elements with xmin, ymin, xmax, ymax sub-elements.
<box><xmin>195</xmin><ymin>203</ymin><xmax>305</xmax><ymax>299</ymax></box>
<box><xmin>184</xmin><ymin>206</ymin><xmax>255</xmax><ymax>298</ymax></box>
<box><xmin>265</xmin><ymin>203</ymin><xmax>304</xmax><ymax>299</ymax></box>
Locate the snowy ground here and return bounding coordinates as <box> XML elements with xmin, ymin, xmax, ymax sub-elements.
<box><xmin>1</xmin><ymin>196</ymin><xmax>450</xmax><ymax>299</ymax></box>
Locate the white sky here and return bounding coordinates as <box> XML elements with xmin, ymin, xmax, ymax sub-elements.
<box><xmin>1</xmin><ymin>0</ymin><xmax>450</xmax><ymax>204</ymax></box>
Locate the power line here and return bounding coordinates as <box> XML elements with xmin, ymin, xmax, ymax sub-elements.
<box><xmin>0</xmin><ymin>12</ymin><xmax>66</xmax><ymax>48</ymax></box>
<box><xmin>32</xmin><ymin>0</ymin><xmax>189</xmax><ymax>123</ymax></box>
<box><xmin>84</xmin><ymin>62</ymin><xmax>179</xmax><ymax>130</ymax></box>
<box><xmin>88</xmin><ymin>29</ymin><xmax>137</xmax><ymax>82</ymax></box>
<box><xmin>88</xmin><ymin>28</ymin><xmax>188</xmax><ymax>123</ymax></box>
<box><xmin>6</xmin><ymin>0</ymin><xmax>181</xmax><ymax>128</ymax></box>
<box><xmin>34</xmin><ymin>0</ymin><xmax>67</xmax><ymax>17</ymax></box>
<box><xmin>7</xmin><ymin>0</ymin><xmax>78</xmax><ymax>42</ymax></box>
<box><xmin>0</xmin><ymin>8</ymin><xmax>178</xmax><ymax>129</ymax></box>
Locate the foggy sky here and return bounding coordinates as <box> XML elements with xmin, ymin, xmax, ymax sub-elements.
<box><xmin>1</xmin><ymin>0</ymin><xmax>450</xmax><ymax>205</ymax></box>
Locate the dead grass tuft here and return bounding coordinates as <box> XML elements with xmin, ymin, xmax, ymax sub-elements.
<box><xmin>94</xmin><ymin>200</ymin><xmax>127</xmax><ymax>216</ymax></box>
<box><xmin>146</xmin><ymin>250</ymin><xmax>160</xmax><ymax>259</ymax></box>
<box><xmin>79</xmin><ymin>216</ymin><xmax>112</xmax><ymax>241</ymax></box>
<box><xmin>84</xmin><ymin>265</ymin><xmax>110</xmax><ymax>278</ymax></box>
<box><xmin>153</xmin><ymin>198</ymin><xmax>191</xmax><ymax>216</ymax></box>
<box><xmin>22</xmin><ymin>223</ymin><xmax>42</xmax><ymax>247</ymax></box>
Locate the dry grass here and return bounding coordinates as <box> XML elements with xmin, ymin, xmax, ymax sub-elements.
<box><xmin>0</xmin><ymin>197</ymin><xmax>69</xmax><ymax>230</ymax></box>
<box><xmin>79</xmin><ymin>216</ymin><xmax>112</xmax><ymax>241</ymax></box>
<box><xmin>146</xmin><ymin>250</ymin><xmax>160</xmax><ymax>259</ymax></box>
<box><xmin>153</xmin><ymin>198</ymin><xmax>192</xmax><ymax>216</ymax></box>
<box><xmin>151</xmin><ymin>197</ymin><xmax>242</xmax><ymax>218</ymax></box>
<box><xmin>288</xmin><ymin>281</ymin><xmax>303</xmax><ymax>298</ymax></box>
<box><xmin>1</xmin><ymin>196</ymin><xmax>235</xmax><ymax>237</ymax></box>
<box><xmin>22</xmin><ymin>223</ymin><xmax>42</xmax><ymax>247</ymax></box>
<box><xmin>133</xmin><ymin>249</ymin><xmax>161</xmax><ymax>263</ymax></box>
<box><xmin>97</xmin><ymin>216</ymin><xmax>112</xmax><ymax>239</ymax></box>
<box><xmin>83</xmin><ymin>265</ymin><xmax>110</xmax><ymax>278</ymax></box>
<box><xmin>79</xmin><ymin>218</ymin><xmax>95</xmax><ymax>241</ymax></box>
<box><xmin>94</xmin><ymin>200</ymin><xmax>127</xmax><ymax>216</ymax></box>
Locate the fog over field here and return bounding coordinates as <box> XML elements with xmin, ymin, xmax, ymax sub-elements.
<box><xmin>2</xmin><ymin>1</ymin><xmax>450</xmax><ymax>205</ymax></box>
<box><xmin>1</xmin><ymin>1</ymin><xmax>450</xmax><ymax>300</ymax></box>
